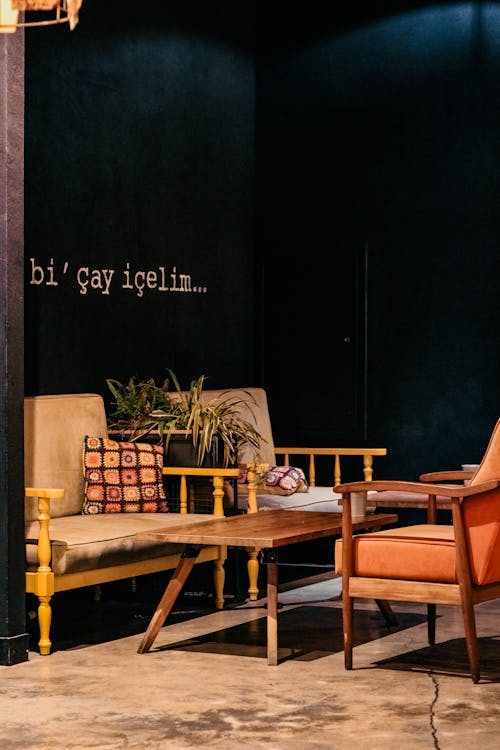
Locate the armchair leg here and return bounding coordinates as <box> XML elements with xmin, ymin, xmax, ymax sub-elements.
<box><xmin>427</xmin><ymin>603</ymin><xmax>436</xmax><ymax>645</ymax></box>
<box><xmin>461</xmin><ymin>599</ymin><xmax>480</xmax><ymax>683</ymax></box>
<box><xmin>453</xmin><ymin>502</ymin><xmax>481</xmax><ymax>682</ymax></box>
<box><xmin>343</xmin><ymin>594</ymin><xmax>354</xmax><ymax>670</ymax></box>
<box><xmin>37</xmin><ymin>594</ymin><xmax>52</xmax><ymax>655</ymax></box>
<box><xmin>376</xmin><ymin>599</ymin><xmax>398</xmax><ymax>626</ymax></box>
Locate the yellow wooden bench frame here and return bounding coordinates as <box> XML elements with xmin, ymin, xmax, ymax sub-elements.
<box><xmin>25</xmin><ymin>468</ymin><xmax>240</xmax><ymax>655</ymax></box>
<box><xmin>274</xmin><ymin>447</ymin><xmax>387</xmax><ymax>487</ymax></box>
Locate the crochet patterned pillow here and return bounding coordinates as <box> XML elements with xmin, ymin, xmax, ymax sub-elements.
<box><xmin>238</xmin><ymin>465</ymin><xmax>309</xmax><ymax>496</ymax></box>
<box><xmin>82</xmin><ymin>436</ymin><xmax>169</xmax><ymax>513</ymax></box>
<box><xmin>264</xmin><ymin>465</ymin><xmax>309</xmax><ymax>495</ymax></box>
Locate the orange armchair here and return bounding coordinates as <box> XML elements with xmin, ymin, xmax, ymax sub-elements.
<box><xmin>334</xmin><ymin>418</ymin><xmax>500</xmax><ymax>683</ymax></box>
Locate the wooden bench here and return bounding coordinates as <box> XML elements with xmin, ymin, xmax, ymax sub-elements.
<box><xmin>24</xmin><ymin>393</ymin><xmax>239</xmax><ymax>655</ymax></box>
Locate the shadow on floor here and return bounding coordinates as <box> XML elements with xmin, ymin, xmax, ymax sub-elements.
<box><xmin>375</xmin><ymin>636</ymin><xmax>500</xmax><ymax>682</ymax></box>
<box><xmin>26</xmin><ymin>575</ymin><xmax>222</xmax><ymax>653</ymax></box>
<box><xmin>153</xmin><ymin>605</ymin><xmax>427</xmax><ymax>664</ymax></box>
<box><xmin>25</xmin><ymin>559</ymin><xmax>338</xmax><ymax>654</ymax></box>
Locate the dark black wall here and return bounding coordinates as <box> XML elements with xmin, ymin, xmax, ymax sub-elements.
<box><xmin>257</xmin><ymin>2</ymin><xmax>500</xmax><ymax>478</ymax></box>
<box><xmin>24</xmin><ymin>1</ymin><xmax>500</xmax><ymax>480</ymax></box>
<box><xmin>24</xmin><ymin>1</ymin><xmax>256</xmax><ymax>401</ymax></box>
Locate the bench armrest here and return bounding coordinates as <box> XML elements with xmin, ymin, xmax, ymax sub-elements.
<box><xmin>274</xmin><ymin>447</ymin><xmax>387</xmax><ymax>486</ymax></box>
<box><xmin>25</xmin><ymin>487</ymin><xmax>64</xmax><ymax>570</ymax></box>
<box><xmin>25</xmin><ymin>487</ymin><xmax>65</xmax><ymax>500</ymax></box>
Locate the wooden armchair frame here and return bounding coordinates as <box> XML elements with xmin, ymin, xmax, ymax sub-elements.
<box><xmin>370</xmin><ymin>469</ymin><xmax>477</xmax><ymax>521</ymax></box>
<box><xmin>336</xmin><ymin>478</ymin><xmax>500</xmax><ymax>682</ymax></box>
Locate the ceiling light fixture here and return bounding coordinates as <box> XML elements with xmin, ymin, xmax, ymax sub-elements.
<box><xmin>0</xmin><ymin>0</ymin><xmax>82</xmax><ymax>33</ymax></box>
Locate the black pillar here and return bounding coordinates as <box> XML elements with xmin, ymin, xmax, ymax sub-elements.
<box><xmin>0</xmin><ymin>30</ymin><xmax>29</xmax><ymax>665</ymax></box>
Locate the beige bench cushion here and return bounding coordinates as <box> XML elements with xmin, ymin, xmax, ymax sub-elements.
<box><xmin>25</xmin><ymin>393</ymin><xmax>109</xmax><ymax>521</ymax></box>
<box><xmin>238</xmin><ymin>486</ymin><xmax>345</xmax><ymax>512</ymax></box>
<box><xmin>193</xmin><ymin>388</ymin><xmax>276</xmax><ymax>466</ymax></box>
<box><xmin>25</xmin><ymin>512</ymin><xmax>216</xmax><ymax>576</ymax></box>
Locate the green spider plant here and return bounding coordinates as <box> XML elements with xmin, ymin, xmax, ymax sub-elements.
<box><xmin>106</xmin><ymin>370</ymin><xmax>262</xmax><ymax>467</ymax></box>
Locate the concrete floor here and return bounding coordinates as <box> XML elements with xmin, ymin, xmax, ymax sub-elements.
<box><xmin>1</xmin><ymin>574</ymin><xmax>500</xmax><ymax>750</ymax></box>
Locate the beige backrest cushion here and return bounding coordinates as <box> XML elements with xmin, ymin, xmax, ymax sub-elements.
<box><xmin>24</xmin><ymin>393</ymin><xmax>108</xmax><ymax>521</ymax></box>
<box><xmin>179</xmin><ymin>387</ymin><xmax>276</xmax><ymax>466</ymax></box>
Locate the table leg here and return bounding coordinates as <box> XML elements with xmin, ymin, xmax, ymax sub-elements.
<box><xmin>266</xmin><ymin>550</ymin><xmax>278</xmax><ymax>666</ymax></box>
<box><xmin>137</xmin><ymin>545</ymin><xmax>200</xmax><ymax>654</ymax></box>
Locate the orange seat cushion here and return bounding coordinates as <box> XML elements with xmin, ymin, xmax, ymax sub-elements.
<box><xmin>335</xmin><ymin>525</ymin><xmax>457</xmax><ymax>583</ymax></box>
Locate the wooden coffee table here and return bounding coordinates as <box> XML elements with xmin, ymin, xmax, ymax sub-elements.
<box><xmin>136</xmin><ymin>509</ymin><xmax>397</xmax><ymax>665</ymax></box>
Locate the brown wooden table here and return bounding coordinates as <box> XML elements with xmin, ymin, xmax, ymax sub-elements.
<box><xmin>136</xmin><ymin>509</ymin><xmax>397</xmax><ymax>665</ymax></box>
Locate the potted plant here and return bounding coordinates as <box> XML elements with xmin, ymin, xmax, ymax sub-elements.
<box><xmin>106</xmin><ymin>370</ymin><xmax>262</xmax><ymax>468</ymax></box>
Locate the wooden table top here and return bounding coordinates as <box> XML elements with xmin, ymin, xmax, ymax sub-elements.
<box><xmin>135</xmin><ymin>509</ymin><xmax>398</xmax><ymax>548</ymax></box>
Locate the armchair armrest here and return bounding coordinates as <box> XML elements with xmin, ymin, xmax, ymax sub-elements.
<box><xmin>335</xmin><ymin>479</ymin><xmax>500</xmax><ymax>525</ymax></box>
<box><xmin>419</xmin><ymin>470</ymin><xmax>474</xmax><ymax>482</ymax></box>
<box><xmin>334</xmin><ymin>479</ymin><xmax>499</xmax><ymax>499</ymax></box>
<box><xmin>274</xmin><ymin>447</ymin><xmax>387</xmax><ymax>486</ymax></box>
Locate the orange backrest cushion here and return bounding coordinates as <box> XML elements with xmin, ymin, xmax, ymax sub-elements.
<box><xmin>470</xmin><ymin>417</ymin><xmax>500</xmax><ymax>487</ymax></box>
<box><xmin>463</xmin><ymin>489</ymin><xmax>500</xmax><ymax>585</ymax></box>
<box><xmin>463</xmin><ymin>419</ymin><xmax>500</xmax><ymax>584</ymax></box>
